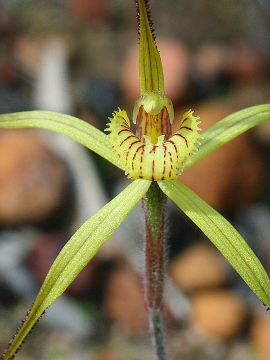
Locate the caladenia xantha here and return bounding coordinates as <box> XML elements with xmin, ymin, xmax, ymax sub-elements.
<box><xmin>0</xmin><ymin>1</ymin><xmax>270</xmax><ymax>359</ymax></box>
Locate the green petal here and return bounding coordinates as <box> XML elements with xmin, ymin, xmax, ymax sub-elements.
<box><xmin>136</xmin><ymin>0</ymin><xmax>164</xmax><ymax>93</ymax></box>
<box><xmin>159</xmin><ymin>180</ymin><xmax>270</xmax><ymax>308</ymax></box>
<box><xmin>185</xmin><ymin>104</ymin><xmax>270</xmax><ymax>169</ymax></box>
<box><xmin>3</xmin><ymin>179</ymin><xmax>150</xmax><ymax>360</ymax></box>
<box><xmin>0</xmin><ymin>111</ymin><xmax>123</xmax><ymax>170</ymax></box>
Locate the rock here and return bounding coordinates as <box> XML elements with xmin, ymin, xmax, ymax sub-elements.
<box><xmin>194</xmin><ymin>43</ymin><xmax>228</xmax><ymax>80</ymax></box>
<box><xmin>103</xmin><ymin>263</ymin><xmax>148</xmax><ymax>333</ymax></box>
<box><xmin>170</xmin><ymin>242</ymin><xmax>229</xmax><ymax>292</ymax></box>
<box><xmin>12</xmin><ymin>35</ymin><xmax>43</xmax><ymax>76</ymax></box>
<box><xmin>250</xmin><ymin>313</ymin><xmax>270</xmax><ymax>360</ymax></box>
<box><xmin>67</xmin><ymin>0</ymin><xmax>109</xmax><ymax>21</ymax></box>
<box><xmin>191</xmin><ymin>290</ymin><xmax>247</xmax><ymax>338</ymax></box>
<box><xmin>0</xmin><ymin>130</ymin><xmax>69</xmax><ymax>225</ymax></box>
<box><xmin>179</xmin><ymin>101</ymin><xmax>263</xmax><ymax>210</ymax></box>
<box><xmin>228</xmin><ymin>43</ymin><xmax>268</xmax><ymax>83</ymax></box>
<box><xmin>254</xmin><ymin>120</ymin><xmax>270</xmax><ymax>145</ymax></box>
<box><xmin>26</xmin><ymin>231</ymin><xmax>97</xmax><ymax>296</ymax></box>
<box><xmin>121</xmin><ymin>39</ymin><xmax>190</xmax><ymax>105</ymax></box>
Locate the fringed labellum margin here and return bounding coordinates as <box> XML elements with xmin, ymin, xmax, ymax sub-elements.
<box><xmin>106</xmin><ymin>93</ymin><xmax>200</xmax><ymax>181</ymax></box>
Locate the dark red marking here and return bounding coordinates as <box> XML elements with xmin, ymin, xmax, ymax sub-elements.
<box><xmin>167</xmin><ymin>140</ymin><xmax>179</xmax><ymax>159</ymax></box>
<box><xmin>180</xmin><ymin>126</ymin><xmax>193</xmax><ymax>131</ymax></box>
<box><xmin>168</xmin><ymin>150</ymin><xmax>173</xmax><ymax>177</ymax></box>
<box><xmin>132</xmin><ymin>144</ymin><xmax>144</xmax><ymax>170</ymax></box>
<box><xmin>151</xmin><ymin>159</ymin><xmax>155</xmax><ymax>181</ymax></box>
<box><xmin>119</xmin><ymin>134</ymin><xmax>137</xmax><ymax>147</ymax></box>
<box><xmin>118</xmin><ymin>128</ymin><xmax>132</xmax><ymax>136</ymax></box>
<box><xmin>125</xmin><ymin>140</ymin><xmax>141</xmax><ymax>161</ymax></box>
<box><xmin>150</xmin><ymin>145</ymin><xmax>157</xmax><ymax>154</ymax></box>
<box><xmin>119</xmin><ymin>115</ymin><xmax>129</xmax><ymax>122</ymax></box>
<box><xmin>162</xmin><ymin>145</ymin><xmax>167</xmax><ymax>175</ymax></box>
<box><xmin>139</xmin><ymin>145</ymin><xmax>145</xmax><ymax>177</ymax></box>
<box><xmin>174</xmin><ymin>133</ymin><xmax>188</xmax><ymax>148</ymax></box>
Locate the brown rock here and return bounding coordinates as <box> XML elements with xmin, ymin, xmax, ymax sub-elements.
<box><xmin>228</xmin><ymin>43</ymin><xmax>268</xmax><ymax>83</ymax></box>
<box><xmin>179</xmin><ymin>101</ymin><xmax>262</xmax><ymax>210</ymax></box>
<box><xmin>103</xmin><ymin>264</ymin><xmax>148</xmax><ymax>333</ymax></box>
<box><xmin>191</xmin><ymin>290</ymin><xmax>247</xmax><ymax>338</ymax></box>
<box><xmin>67</xmin><ymin>0</ymin><xmax>109</xmax><ymax>21</ymax></box>
<box><xmin>13</xmin><ymin>35</ymin><xmax>43</xmax><ymax>75</ymax></box>
<box><xmin>254</xmin><ymin>120</ymin><xmax>270</xmax><ymax>145</ymax></box>
<box><xmin>26</xmin><ymin>232</ymin><xmax>96</xmax><ymax>296</ymax></box>
<box><xmin>170</xmin><ymin>243</ymin><xmax>228</xmax><ymax>292</ymax></box>
<box><xmin>250</xmin><ymin>313</ymin><xmax>270</xmax><ymax>360</ymax></box>
<box><xmin>0</xmin><ymin>130</ymin><xmax>69</xmax><ymax>224</ymax></box>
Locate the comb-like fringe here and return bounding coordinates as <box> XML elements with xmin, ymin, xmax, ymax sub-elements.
<box><xmin>1</xmin><ymin>304</ymin><xmax>46</xmax><ymax>360</ymax></box>
<box><xmin>135</xmin><ymin>0</ymin><xmax>156</xmax><ymax>42</ymax></box>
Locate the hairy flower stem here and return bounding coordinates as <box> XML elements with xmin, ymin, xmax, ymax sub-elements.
<box><xmin>142</xmin><ymin>182</ymin><xmax>167</xmax><ymax>360</ymax></box>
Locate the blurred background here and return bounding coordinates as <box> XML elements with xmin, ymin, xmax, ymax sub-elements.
<box><xmin>0</xmin><ymin>0</ymin><xmax>270</xmax><ymax>359</ymax></box>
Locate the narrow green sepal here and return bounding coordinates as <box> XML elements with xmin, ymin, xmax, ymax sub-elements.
<box><xmin>2</xmin><ymin>179</ymin><xmax>150</xmax><ymax>360</ymax></box>
<box><xmin>158</xmin><ymin>180</ymin><xmax>270</xmax><ymax>308</ymax></box>
<box><xmin>0</xmin><ymin>111</ymin><xmax>123</xmax><ymax>170</ymax></box>
<box><xmin>136</xmin><ymin>0</ymin><xmax>164</xmax><ymax>94</ymax></box>
<box><xmin>185</xmin><ymin>104</ymin><xmax>270</xmax><ymax>169</ymax></box>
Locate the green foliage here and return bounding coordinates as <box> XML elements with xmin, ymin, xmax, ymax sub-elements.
<box><xmin>2</xmin><ymin>180</ymin><xmax>150</xmax><ymax>359</ymax></box>
<box><xmin>185</xmin><ymin>104</ymin><xmax>270</xmax><ymax>168</ymax></box>
<box><xmin>0</xmin><ymin>111</ymin><xmax>121</xmax><ymax>169</ymax></box>
<box><xmin>0</xmin><ymin>0</ymin><xmax>269</xmax><ymax>357</ymax></box>
<box><xmin>159</xmin><ymin>180</ymin><xmax>270</xmax><ymax>308</ymax></box>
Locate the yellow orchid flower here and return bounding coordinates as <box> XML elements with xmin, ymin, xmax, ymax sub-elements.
<box><xmin>0</xmin><ymin>1</ymin><xmax>270</xmax><ymax>359</ymax></box>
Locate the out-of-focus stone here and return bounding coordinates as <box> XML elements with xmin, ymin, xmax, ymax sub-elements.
<box><xmin>170</xmin><ymin>243</ymin><xmax>229</xmax><ymax>292</ymax></box>
<box><xmin>254</xmin><ymin>120</ymin><xmax>270</xmax><ymax>145</ymax></box>
<box><xmin>228</xmin><ymin>43</ymin><xmax>268</xmax><ymax>83</ymax></box>
<box><xmin>103</xmin><ymin>264</ymin><xmax>148</xmax><ymax>333</ymax></box>
<box><xmin>121</xmin><ymin>39</ymin><xmax>190</xmax><ymax>105</ymax></box>
<box><xmin>0</xmin><ymin>130</ymin><xmax>69</xmax><ymax>225</ymax></box>
<box><xmin>191</xmin><ymin>290</ymin><xmax>247</xmax><ymax>338</ymax></box>
<box><xmin>67</xmin><ymin>0</ymin><xmax>109</xmax><ymax>21</ymax></box>
<box><xmin>250</xmin><ymin>313</ymin><xmax>270</xmax><ymax>360</ymax></box>
<box><xmin>26</xmin><ymin>231</ymin><xmax>96</xmax><ymax>296</ymax></box>
<box><xmin>178</xmin><ymin>101</ymin><xmax>263</xmax><ymax>210</ymax></box>
<box><xmin>13</xmin><ymin>35</ymin><xmax>43</xmax><ymax>75</ymax></box>
<box><xmin>194</xmin><ymin>43</ymin><xmax>228</xmax><ymax>79</ymax></box>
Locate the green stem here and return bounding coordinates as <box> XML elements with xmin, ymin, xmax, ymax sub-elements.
<box><xmin>142</xmin><ymin>182</ymin><xmax>167</xmax><ymax>360</ymax></box>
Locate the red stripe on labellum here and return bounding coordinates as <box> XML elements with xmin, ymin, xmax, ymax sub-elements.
<box><xmin>151</xmin><ymin>159</ymin><xmax>155</xmax><ymax>181</ymax></box>
<box><xmin>167</xmin><ymin>140</ymin><xmax>179</xmax><ymax>159</ymax></box>
<box><xmin>162</xmin><ymin>145</ymin><xmax>167</xmax><ymax>178</ymax></box>
<box><xmin>168</xmin><ymin>150</ymin><xmax>173</xmax><ymax>178</ymax></box>
<box><xmin>174</xmin><ymin>133</ymin><xmax>189</xmax><ymax>148</ymax></box>
<box><xmin>180</xmin><ymin>126</ymin><xmax>193</xmax><ymax>131</ymax></box>
<box><xmin>118</xmin><ymin>128</ymin><xmax>133</xmax><ymax>136</ymax></box>
<box><xmin>119</xmin><ymin>134</ymin><xmax>137</xmax><ymax>147</ymax></box>
<box><xmin>132</xmin><ymin>144</ymin><xmax>144</xmax><ymax>170</ymax></box>
<box><xmin>125</xmin><ymin>140</ymin><xmax>141</xmax><ymax>161</ymax></box>
<box><xmin>140</xmin><ymin>145</ymin><xmax>145</xmax><ymax>177</ymax></box>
